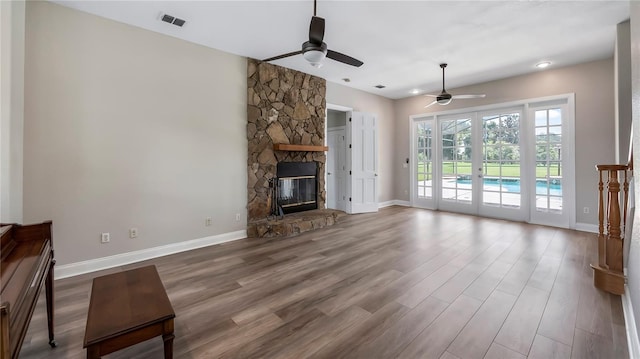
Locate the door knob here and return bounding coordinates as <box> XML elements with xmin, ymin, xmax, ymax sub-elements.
<box><xmin>375</xmin><ymin>174</ymin><xmax>378</xmax><ymax>177</ymax></box>
<box><xmin>328</xmin><ymin>172</ymin><xmax>332</xmax><ymax>175</ymax></box>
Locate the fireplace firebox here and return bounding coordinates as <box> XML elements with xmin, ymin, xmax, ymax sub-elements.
<box><xmin>275</xmin><ymin>162</ymin><xmax>318</xmax><ymax>215</ymax></box>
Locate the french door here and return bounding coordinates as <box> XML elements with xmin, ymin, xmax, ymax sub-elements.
<box><xmin>411</xmin><ymin>95</ymin><xmax>574</xmax><ymax>228</ymax></box>
<box><xmin>438</xmin><ymin>114</ymin><xmax>476</xmax><ymax>215</ymax></box>
<box><xmin>528</xmin><ymin>100</ymin><xmax>573</xmax><ymax>227</ymax></box>
<box><xmin>414</xmin><ymin>119</ymin><xmax>436</xmax><ymax>209</ymax></box>
<box><xmin>433</xmin><ymin>109</ymin><xmax>525</xmax><ymax>220</ymax></box>
<box><xmin>477</xmin><ymin>109</ymin><xmax>526</xmax><ymax>221</ymax></box>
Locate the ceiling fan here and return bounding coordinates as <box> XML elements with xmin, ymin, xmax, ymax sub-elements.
<box><xmin>262</xmin><ymin>0</ymin><xmax>363</xmax><ymax>68</ymax></box>
<box><xmin>424</xmin><ymin>64</ymin><xmax>486</xmax><ymax>108</ymax></box>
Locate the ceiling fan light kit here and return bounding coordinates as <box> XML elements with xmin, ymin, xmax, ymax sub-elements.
<box><xmin>263</xmin><ymin>0</ymin><xmax>363</xmax><ymax>68</ymax></box>
<box><xmin>438</xmin><ymin>97</ymin><xmax>453</xmax><ymax>105</ymax></box>
<box><xmin>302</xmin><ymin>42</ymin><xmax>327</xmax><ymax>68</ymax></box>
<box><xmin>424</xmin><ymin>63</ymin><xmax>486</xmax><ymax>108</ymax></box>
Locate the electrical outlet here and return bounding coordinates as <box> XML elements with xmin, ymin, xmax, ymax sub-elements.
<box><xmin>206</xmin><ymin>217</ymin><xmax>212</xmax><ymax>226</ymax></box>
<box><xmin>583</xmin><ymin>207</ymin><xmax>590</xmax><ymax>214</ymax></box>
<box><xmin>101</xmin><ymin>233</ymin><xmax>110</xmax><ymax>243</ymax></box>
<box><xmin>129</xmin><ymin>228</ymin><xmax>138</xmax><ymax>239</ymax></box>
<box><xmin>235</xmin><ymin>213</ymin><xmax>241</xmax><ymax>221</ymax></box>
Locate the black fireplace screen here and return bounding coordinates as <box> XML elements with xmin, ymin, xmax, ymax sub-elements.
<box><xmin>275</xmin><ymin>162</ymin><xmax>318</xmax><ymax>215</ymax></box>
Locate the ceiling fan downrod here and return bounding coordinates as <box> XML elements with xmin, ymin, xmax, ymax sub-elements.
<box><xmin>440</xmin><ymin>63</ymin><xmax>447</xmax><ymax>93</ymax></box>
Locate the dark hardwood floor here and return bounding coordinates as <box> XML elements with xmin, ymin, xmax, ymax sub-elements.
<box><xmin>19</xmin><ymin>206</ymin><xmax>628</xmax><ymax>358</ymax></box>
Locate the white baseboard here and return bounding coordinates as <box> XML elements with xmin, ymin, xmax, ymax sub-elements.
<box><xmin>378</xmin><ymin>200</ymin><xmax>411</xmax><ymax>208</ymax></box>
<box><xmin>622</xmin><ymin>284</ymin><xmax>640</xmax><ymax>359</ymax></box>
<box><xmin>393</xmin><ymin>200</ymin><xmax>411</xmax><ymax>207</ymax></box>
<box><xmin>55</xmin><ymin>230</ymin><xmax>247</xmax><ymax>280</ymax></box>
<box><xmin>575</xmin><ymin>222</ymin><xmax>599</xmax><ymax>233</ymax></box>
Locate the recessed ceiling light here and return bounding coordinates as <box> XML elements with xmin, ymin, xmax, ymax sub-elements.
<box><xmin>374</xmin><ymin>85</ymin><xmax>386</xmax><ymax>89</ymax></box>
<box><xmin>536</xmin><ymin>61</ymin><xmax>551</xmax><ymax>69</ymax></box>
<box><xmin>342</xmin><ymin>78</ymin><xmax>351</xmax><ymax>83</ymax></box>
<box><xmin>410</xmin><ymin>89</ymin><xmax>421</xmax><ymax>95</ymax></box>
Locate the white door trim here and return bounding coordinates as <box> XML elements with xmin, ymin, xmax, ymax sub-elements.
<box><xmin>326</xmin><ymin>103</ymin><xmax>353</xmax><ymax>211</ymax></box>
<box><xmin>327</xmin><ymin>103</ymin><xmax>353</xmax><ymax>112</ymax></box>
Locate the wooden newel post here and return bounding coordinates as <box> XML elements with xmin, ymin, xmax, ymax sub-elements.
<box><xmin>591</xmin><ymin>164</ymin><xmax>628</xmax><ymax>295</ymax></box>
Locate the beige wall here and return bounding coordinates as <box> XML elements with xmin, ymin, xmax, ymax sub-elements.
<box><xmin>616</xmin><ymin>20</ymin><xmax>633</xmax><ymax>163</ymax></box>
<box><xmin>23</xmin><ymin>2</ymin><xmax>247</xmax><ymax>265</ymax></box>
<box><xmin>0</xmin><ymin>0</ymin><xmax>25</xmax><ymax>223</ymax></box>
<box><xmin>394</xmin><ymin>59</ymin><xmax>615</xmax><ymax>225</ymax></box>
<box><xmin>326</xmin><ymin>82</ymin><xmax>396</xmax><ymax>203</ymax></box>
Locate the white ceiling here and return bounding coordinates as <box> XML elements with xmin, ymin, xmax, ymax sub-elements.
<box><xmin>53</xmin><ymin>1</ymin><xmax>630</xmax><ymax>100</ymax></box>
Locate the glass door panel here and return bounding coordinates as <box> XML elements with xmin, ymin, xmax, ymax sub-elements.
<box><xmin>417</xmin><ymin>121</ymin><xmax>434</xmax><ymax>200</ymax></box>
<box><xmin>478</xmin><ymin>110</ymin><xmax>525</xmax><ymax>221</ymax></box>
<box><xmin>412</xmin><ymin>118</ymin><xmax>436</xmax><ymax>209</ymax></box>
<box><xmin>441</xmin><ymin>118</ymin><xmax>473</xmax><ymax>203</ymax></box>
<box><xmin>534</xmin><ymin>109</ymin><xmax>563</xmax><ymax>213</ymax></box>
<box><xmin>480</xmin><ymin>112</ymin><xmax>521</xmax><ymax>208</ymax></box>
<box><xmin>438</xmin><ymin>116</ymin><xmax>476</xmax><ymax>214</ymax></box>
<box><xmin>529</xmin><ymin>100</ymin><xmax>572</xmax><ymax>229</ymax></box>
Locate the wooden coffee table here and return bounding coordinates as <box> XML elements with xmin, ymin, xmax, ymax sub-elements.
<box><xmin>83</xmin><ymin>265</ymin><xmax>175</xmax><ymax>359</ymax></box>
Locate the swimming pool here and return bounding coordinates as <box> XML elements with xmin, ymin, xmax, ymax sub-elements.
<box><xmin>456</xmin><ymin>178</ymin><xmax>562</xmax><ymax>196</ymax></box>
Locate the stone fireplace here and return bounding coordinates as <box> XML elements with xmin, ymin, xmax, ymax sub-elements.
<box><xmin>246</xmin><ymin>59</ymin><xmax>343</xmax><ymax>238</ymax></box>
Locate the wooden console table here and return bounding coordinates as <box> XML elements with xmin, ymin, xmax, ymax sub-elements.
<box><xmin>83</xmin><ymin>265</ymin><xmax>175</xmax><ymax>358</ymax></box>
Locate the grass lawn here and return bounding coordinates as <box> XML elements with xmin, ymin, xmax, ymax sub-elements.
<box><xmin>417</xmin><ymin>162</ymin><xmax>560</xmax><ymax>180</ymax></box>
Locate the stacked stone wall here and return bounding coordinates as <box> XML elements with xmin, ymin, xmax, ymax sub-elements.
<box><xmin>246</xmin><ymin>59</ymin><xmax>327</xmax><ymax>221</ymax></box>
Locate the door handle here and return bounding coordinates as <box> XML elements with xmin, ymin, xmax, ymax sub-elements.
<box><xmin>328</xmin><ymin>172</ymin><xmax>332</xmax><ymax>175</ymax></box>
<box><xmin>375</xmin><ymin>174</ymin><xmax>378</xmax><ymax>177</ymax></box>
<box><xmin>478</xmin><ymin>174</ymin><xmax>483</xmax><ymax>178</ymax></box>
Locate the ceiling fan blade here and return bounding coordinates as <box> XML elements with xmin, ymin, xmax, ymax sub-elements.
<box><xmin>326</xmin><ymin>50</ymin><xmax>364</xmax><ymax>67</ymax></box>
<box><xmin>309</xmin><ymin>16</ymin><xmax>325</xmax><ymax>44</ymax></box>
<box><xmin>424</xmin><ymin>94</ymin><xmax>439</xmax><ymax>98</ymax></box>
<box><xmin>451</xmin><ymin>94</ymin><xmax>486</xmax><ymax>99</ymax></box>
<box><xmin>424</xmin><ymin>100</ymin><xmax>438</xmax><ymax>109</ymax></box>
<box><xmin>263</xmin><ymin>50</ymin><xmax>303</xmax><ymax>62</ymax></box>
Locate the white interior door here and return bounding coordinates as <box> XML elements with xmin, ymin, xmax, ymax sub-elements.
<box><xmin>348</xmin><ymin>111</ymin><xmax>378</xmax><ymax>214</ymax></box>
<box><xmin>327</xmin><ymin>128</ymin><xmax>346</xmax><ymax>211</ymax></box>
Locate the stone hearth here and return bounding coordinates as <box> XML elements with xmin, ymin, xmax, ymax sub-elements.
<box><xmin>246</xmin><ymin>59</ymin><xmax>343</xmax><ymax>238</ymax></box>
<box><xmin>247</xmin><ymin>209</ymin><xmax>346</xmax><ymax>238</ymax></box>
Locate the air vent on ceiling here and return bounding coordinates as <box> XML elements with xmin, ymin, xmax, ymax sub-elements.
<box><xmin>374</xmin><ymin>85</ymin><xmax>386</xmax><ymax>89</ymax></box>
<box><xmin>161</xmin><ymin>13</ymin><xmax>186</xmax><ymax>27</ymax></box>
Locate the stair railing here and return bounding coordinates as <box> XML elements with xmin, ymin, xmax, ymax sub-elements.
<box><xmin>592</xmin><ymin>164</ymin><xmax>631</xmax><ymax>295</ymax></box>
